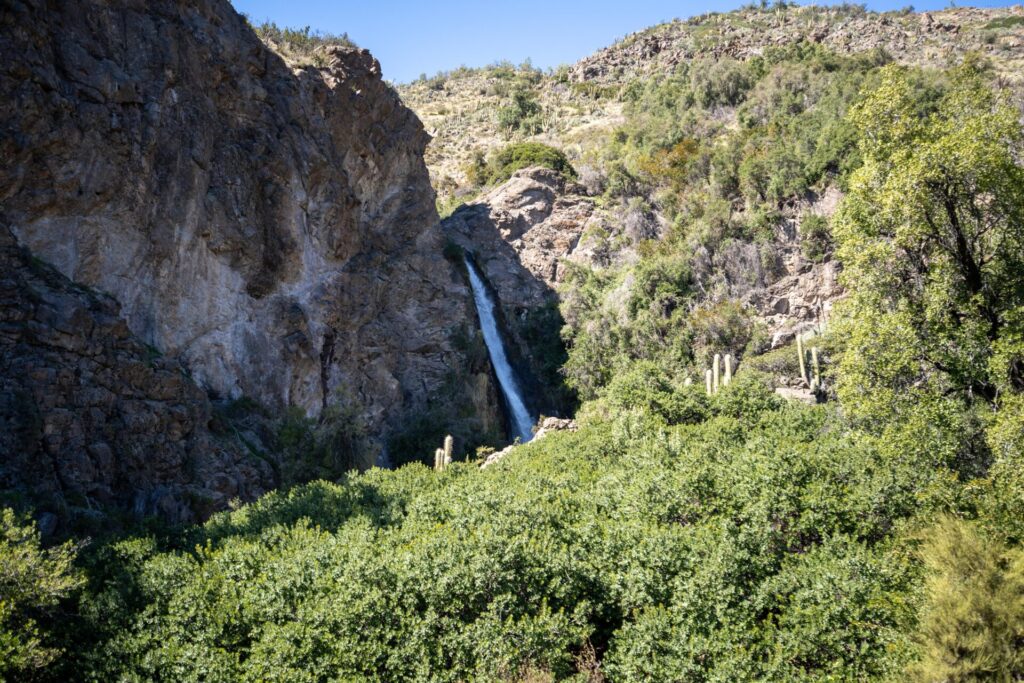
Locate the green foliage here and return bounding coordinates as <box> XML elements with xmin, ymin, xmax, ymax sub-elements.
<box><xmin>516</xmin><ymin>301</ymin><xmax>577</xmax><ymax>415</ymax></box>
<box><xmin>709</xmin><ymin>369</ymin><xmax>783</xmax><ymax>419</ymax></box>
<box><xmin>483</xmin><ymin>142</ymin><xmax>577</xmax><ymax>186</ymax></box>
<box><xmin>911</xmin><ymin>518</ymin><xmax>1024</xmax><ymax>682</ymax></box>
<box><xmin>276</xmin><ymin>392</ymin><xmax>368</xmax><ymax>484</ymax></box>
<box><xmin>58</xmin><ymin>398</ymin><xmax>967</xmax><ymax>681</ymax></box>
<box><xmin>799</xmin><ymin>212</ymin><xmax>832</xmax><ymax>262</ymax></box>
<box><xmin>833</xmin><ymin>64</ymin><xmax>1024</xmax><ymax>430</ymax></box>
<box><xmin>0</xmin><ymin>509</ymin><xmax>83</xmax><ymax>682</ymax></box>
<box><xmin>497</xmin><ymin>86</ymin><xmax>543</xmax><ymax>135</ymax></box>
<box><xmin>600</xmin><ymin>360</ymin><xmax>708</xmax><ymax>425</ymax></box>
<box><xmin>984</xmin><ymin>15</ymin><xmax>1024</xmax><ymax>29</ymax></box>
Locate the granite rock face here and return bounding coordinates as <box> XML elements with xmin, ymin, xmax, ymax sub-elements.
<box><xmin>1</xmin><ymin>0</ymin><xmax>497</xmax><ymax>471</ymax></box>
<box><xmin>0</xmin><ymin>226</ymin><xmax>272</xmax><ymax>527</ymax></box>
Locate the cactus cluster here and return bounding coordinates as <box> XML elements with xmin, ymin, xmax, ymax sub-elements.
<box><xmin>434</xmin><ymin>434</ymin><xmax>454</xmax><ymax>472</ymax></box>
<box><xmin>704</xmin><ymin>353</ymin><xmax>734</xmax><ymax>396</ymax></box>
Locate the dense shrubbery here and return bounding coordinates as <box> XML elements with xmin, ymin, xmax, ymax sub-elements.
<box><xmin>31</xmin><ymin>405</ymin><xmax>934</xmax><ymax>680</ymax></box>
<box><xmin>475</xmin><ymin>142</ymin><xmax>578</xmax><ymax>187</ymax></box>
<box><xmin>6</xmin><ymin>29</ymin><xmax>1024</xmax><ymax>683</ymax></box>
<box><xmin>0</xmin><ymin>509</ymin><xmax>83</xmax><ymax>682</ymax></box>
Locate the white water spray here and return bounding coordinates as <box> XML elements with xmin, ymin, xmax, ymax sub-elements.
<box><xmin>464</xmin><ymin>256</ymin><xmax>535</xmax><ymax>443</ymax></box>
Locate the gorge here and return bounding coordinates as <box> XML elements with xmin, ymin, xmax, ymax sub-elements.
<box><xmin>3</xmin><ymin>1</ymin><xmax>1024</xmax><ymax>680</ymax></box>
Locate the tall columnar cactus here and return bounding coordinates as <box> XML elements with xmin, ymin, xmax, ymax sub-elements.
<box><xmin>724</xmin><ymin>354</ymin><xmax>733</xmax><ymax>387</ymax></box>
<box><xmin>811</xmin><ymin>347</ymin><xmax>821</xmax><ymax>386</ymax></box>
<box><xmin>443</xmin><ymin>435</ymin><xmax>454</xmax><ymax>468</ymax></box>
<box><xmin>713</xmin><ymin>354</ymin><xmax>721</xmax><ymax>394</ymax></box>
<box><xmin>434</xmin><ymin>448</ymin><xmax>445</xmax><ymax>472</ymax></box>
<box><xmin>705</xmin><ymin>369</ymin><xmax>713</xmax><ymax>396</ymax></box>
<box><xmin>797</xmin><ymin>335</ymin><xmax>808</xmax><ymax>385</ymax></box>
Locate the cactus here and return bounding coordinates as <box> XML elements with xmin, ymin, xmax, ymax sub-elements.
<box><xmin>811</xmin><ymin>346</ymin><xmax>821</xmax><ymax>387</ymax></box>
<box><xmin>705</xmin><ymin>368</ymin><xmax>713</xmax><ymax>396</ymax></box>
<box><xmin>434</xmin><ymin>435</ymin><xmax>455</xmax><ymax>471</ymax></box>
<box><xmin>443</xmin><ymin>435</ymin><xmax>453</xmax><ymax>468</ymax></box>
<box><xmin>724</xmin><ymin>354</ymin><xmax>733</xmax><ymax>387</ymax></box>
<box><xmin>684</xmin><ymin>377</ymin><xmax>693</xmax><ymax>387</ymax></box>
<box><xmin>797</xmin><ymin>335</ymin><xmax>808</xmax><ymax>386</ymax></box>
<box><xmin>713</xmin><ymin>354</ymin><xmax>721</xmax><ymax>394</ymax></box>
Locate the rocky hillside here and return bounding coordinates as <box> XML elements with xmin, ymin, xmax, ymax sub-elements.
<box><xmin>401</xmin><ymin>5</ymin><xmax>1024</xmax><ymax>190</ymax></box>
<box><xmin>405</xmin><ymin>4</ymin><xmax>1024</xmax><ymax>403</ymax></box>
<box><xmin>0</xmin><ymin>0</ymin><xmax>501</xmax><ymax>522</ymax></box>
<box><xmin>569</xmin><ymin>4</ymin><xmax>1024</xmax><ymax>82</ymax></box>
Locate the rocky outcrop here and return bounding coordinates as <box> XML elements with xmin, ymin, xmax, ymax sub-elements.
<box><xmin>445</xmin><ymin>168</ymin><xmax>594</xmax><ymax>305</ymax></box>
<box><xmin>0</xmin><ymin>0</ymin><xmax>499</xmax><ymax>469</ymax></box>
<box><xmin>570</xmin><ymin>6</ymin><xmax>1024</xmax><ymax>84</ymax></box>
<box><xmin>444</xmin><ymin>168</ymin><xmax>594</xmax><ymax>413</ymax></box>
<box><xmin>0</xmin><ymin>225</ymin><xmax>272</xmax><ymax>529</ymax></box>
<box><xmin>480</xmin><ymin>417</ymin><xmax>577</xmax><ymax>468</ymax></box>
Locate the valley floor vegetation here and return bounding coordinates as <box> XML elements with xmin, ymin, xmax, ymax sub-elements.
<box><xmin>3</xmin><ymin>41</ymin><xmax>1024</xmax><ymax>683</ymax></box>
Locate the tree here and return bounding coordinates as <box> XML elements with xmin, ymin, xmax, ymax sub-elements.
<box><xmin>912</xmin><ymin>518</ymin><xmax>1024</xmax><ymax>682</ymax></box>
<box><xmin>0</xmin><ymin>509</ymin><xmax>83</xmax><ymax>681</ymax></box>
<box><xmin>833</xmin><ymin>64</ymin><xmax>1024</xmax><ymax>428</ymax></box>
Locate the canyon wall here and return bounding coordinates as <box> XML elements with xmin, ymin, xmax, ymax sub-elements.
<box><xmin>0</xmin><ymin>0</ymin><xmax>500</xmax><ymax>521</ymax></box>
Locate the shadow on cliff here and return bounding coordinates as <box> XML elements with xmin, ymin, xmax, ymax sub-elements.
<box><xmin>443</xmin><ymin>203</ymin><xmax>579</xmax><ymax>422</ymax></box>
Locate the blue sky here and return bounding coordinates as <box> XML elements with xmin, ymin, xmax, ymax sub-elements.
<box><xmin>231</xmin><ymin>1</ymin><xmax>1019</xmax><ymax>83</ymax></box>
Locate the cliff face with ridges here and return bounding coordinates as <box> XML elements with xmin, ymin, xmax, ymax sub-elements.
<box><xmin>0</xmin><ymin>225</ymin><xmax>273</xmax><ymax>527</ymax></box>
<box><xmin>0</xmin><ymin>0</ymin><xmax>500</xmax><ymax>520</ymax></box>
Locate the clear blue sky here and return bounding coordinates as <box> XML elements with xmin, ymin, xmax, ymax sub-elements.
<box><xmin>230</xmin><ymin>0</ymin><xmax>1019</xmax><ymax>83</ymax></box>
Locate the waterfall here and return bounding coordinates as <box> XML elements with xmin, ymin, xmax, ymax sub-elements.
<box><xmin>464</xmin><ymin>256</ymin><xmax>535</xmax><ymax>443</ymax></box>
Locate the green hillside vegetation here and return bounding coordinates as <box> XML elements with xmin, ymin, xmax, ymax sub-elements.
<box><xmin>3</xmin><ymin>27</ymin><xmax>1024</xmax><ymax>683</ymax></box>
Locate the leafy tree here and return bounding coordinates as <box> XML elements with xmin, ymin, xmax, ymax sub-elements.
<box><xmin>833</xmin><ymin>64</ymin><xmax>1024</xmax><ymax>426</ymax></box>
<box><xmin>0</xmin><ymin>509</ymin><xmax>83</xmax><ymax>681</ymax></box>
<box><xmin>912</xmin><ymin>518</ymin><xmax>1024</xmax><ymax>682</ymax></box>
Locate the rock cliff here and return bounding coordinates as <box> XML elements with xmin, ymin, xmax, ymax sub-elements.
<box><xmin>0</xmin><ymin>225</ymin><xmax>273</xmax><ymax>528</ymax></box>
<box><xmin>0</xmin><ymin>0</ymin><xmax>500</xmax><ymax>519</ymax></box>
<box><xmin>444</xmin><ymin>168</ymin><xmax>596</xmax><ymax>414</ymax></box>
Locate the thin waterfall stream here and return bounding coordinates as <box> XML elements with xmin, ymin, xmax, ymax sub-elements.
<box><xmin>464</xmin><ymin>255</ymin><xmax>536</xmax><ymax>443</ymax></box>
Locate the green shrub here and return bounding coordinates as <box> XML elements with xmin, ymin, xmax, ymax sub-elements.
<box><xmin>984</xmin><ymin>16</ymin><xmax>1024</xmax><ymax>30</ymax></box>
<box><xmin>710</xmin><ymin>369</ymin><xmax>783</xmax><ymax>419</ymax></box>
<box><xmin>0</xmin><ymin>509</ymin><xmax>84</xmax><ymax>681</ymax></box>
<box><xmin>911</xmin><ymin>518</ymin><xmax>1024</xmax><ymax>682</ymax></box>
<box><xmin>485</xmin><ymin>142</ymin><xmax>577</xmax><ymax>186</ymax></box>
<box><xmin>601</xmin><ymin>360</ymin><xmax>709</xmax><ymax>425</ymax></box>
<box><xmin>799</xmin><ymin>212</ymin><xmax>832</xmax><ymax>261</ymax></box>
<box><xmin>497</xmin><ymin>86</ymin><xmax>542</xmax><ymax>135</ymax></box>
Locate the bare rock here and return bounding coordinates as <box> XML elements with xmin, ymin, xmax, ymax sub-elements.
<box><xmin>0</xmin><ymin>225</ymin><xmax>273</xmax><ymax>529</ymax></box>
<box><xmin>0</xmin><ymin>0</ymin><xmax>499</xmax><ymax>467</ymax></box>
<box><xmin>774</xmin><ymin>386</ymin><xmax>819</xmax><ymax>404</ymax></box>
<box><xmin>481</xmin><ymin>416</ymin><xmax>578</xmax><ymax>468</ymax></box>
